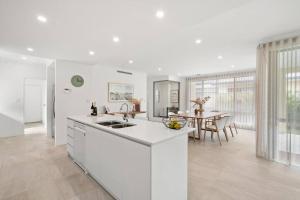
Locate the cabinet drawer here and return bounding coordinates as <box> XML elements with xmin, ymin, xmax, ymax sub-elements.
<box><xmin>67</xmin><ymin>127</ymin><xmax>74</xmax><ymax>138</ymax></box>
<box><xmin>67</xmin><ymin>119</ymin><xmax>74</xmax><ymax>127</ymax></box>
<box><xmin>67</xmin><ymin>134</ymin><xmax>74</xmax><ymax>146</ymax></box>
<box><xmin>67</xmin><ymin>144</ymin><xmax>74</xmax><ymax>157</ymax></box>
<box><xmin>74</xmin><ymin>122</ymin><xmax>86</xmax><ymax>131</ymax></box>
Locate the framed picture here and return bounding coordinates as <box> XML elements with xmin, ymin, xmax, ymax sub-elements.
<box><xmin>108</xmin><ymin>83</ymin><xmax>134</xmax><ymax>102</ymax></box>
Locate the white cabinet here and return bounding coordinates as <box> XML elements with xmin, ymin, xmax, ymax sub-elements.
<box><xmin>66</xmin><ymin>120</ymin><xmax>74</xmax><ymax>158</ymax></box>
<box><xmin>85</xmin><ymin>126</ymin><xmax>151</xmax><ymax>200</ymax></box>
<box><xmin>73</xmin><ymin>125</ymin><xmax>86</xmax><ymax>169</ymax></box>
<box><xmin>67</xmin><ymin>117</ymin><xmax>188</xmax><ymax>200</ymax></box>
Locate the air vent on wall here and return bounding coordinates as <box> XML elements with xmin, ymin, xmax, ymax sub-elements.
<box><xmin>117</xmin><ymin>70</ymin><xmax>133</xmax><ymax>75</ymax></box>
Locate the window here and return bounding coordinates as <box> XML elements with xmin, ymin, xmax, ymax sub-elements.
<box><xmin>188</xmin><ymin>72</ymin><xmax>256</xmax><ymax>130</ymax></box>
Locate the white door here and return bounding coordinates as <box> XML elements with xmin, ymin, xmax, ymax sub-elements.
<box><xmin>24</xmin><ymin>80</ymin><xmax>43</xmax><ymax>123</ymax></box>
<box><xmin>42</xmin><ymin>81</ymin><xmax>47</xmax><ymax>127</ymax></box>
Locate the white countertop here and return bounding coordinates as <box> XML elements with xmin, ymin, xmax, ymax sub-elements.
<box><xmin>67</xmin><ymin>115</ymin><xmax>195</xmax><ymax>146</ymax></box>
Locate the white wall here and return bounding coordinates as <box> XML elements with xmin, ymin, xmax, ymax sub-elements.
<box><xmin>54</xmin><ymin>60</ymin><xmax>148</xmax><ymax>145</ymax></box>
<box><xmin>46</xmin><ymin>61</ymin><xmax>55</xmax><ymax>138</ymax></box>
<box><xmin>0</xmin><ymin>56</ymin><xmax>46</xmax><ymax>137</ymax></box>
<box><xmin>147</xmin><ymin>75</ymin><xmax>186</xmax><ymax>121</ymax></box>
<box><xmin>91</xmin><ymin>65</ymin><xmax>147</xmax><ymax>114</ymax></box>
<box><xmin>55</xmin><ymin>60</ymin><xmax>93</xmax><ymax>145</ymax></box>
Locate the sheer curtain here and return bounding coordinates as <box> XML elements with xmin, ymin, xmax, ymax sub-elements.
<box><xmin>235</xmin><ymin>76</ymin><xmax>256</xmax><ymax>129</ymax></box>
<box><xmin>187</xmin><ymin>71</ymin><xmax>256</xmax><ymax>130</ymax></box>
<box><xmin>256</xmin><ymin>36</ymin><xmax>300</xmax><ymax>166</ymax></box>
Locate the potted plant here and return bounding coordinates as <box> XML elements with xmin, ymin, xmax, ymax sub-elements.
<box><xmin>191</xmin><ymin>96</ymin><xmax>210</xmax><ymax>115</ymax></box>
<box><xmin>131</xmin><ymin>98</ymin><xmax>142</xmax><ymax>112</ymax></box>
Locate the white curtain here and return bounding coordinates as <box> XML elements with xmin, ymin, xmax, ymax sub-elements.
<box><xmin>186</xmin><ymin>71</ymin><xmax>256</xmax><ymax>130</ymax></box>
<box><xmin>256</xmin><ymin>36</ymin><xmax>300</xmax><ymax>166</ymax></box>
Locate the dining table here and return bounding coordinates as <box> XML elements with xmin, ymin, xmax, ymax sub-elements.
<box><xmin>178</xmin><ymin>111</ymin><xmax>226</xmax><ymax>140</ymax></box>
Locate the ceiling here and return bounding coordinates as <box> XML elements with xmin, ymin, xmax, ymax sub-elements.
<box><xmin>0</xmin><ymin>0</ymin><xmax>300</xmax><ymax>76</ymax></box>
<box><xmin>0</xmin><ymin>49</ymin><xmax>52</xmax><ymax>66</ymax></box>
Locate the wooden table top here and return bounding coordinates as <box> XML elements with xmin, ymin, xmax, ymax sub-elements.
<box><xmin>177</xmin><ymin>112</ymin><xmax>226</xmax><ymax>119</ymax></box>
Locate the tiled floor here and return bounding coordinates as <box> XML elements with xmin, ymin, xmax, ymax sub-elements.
<box><xmin>0</xmin><ymin>134</ymin><xmax>114</xmax><ymax>200</ymax></box>
<box><xmin>0</xmin><ymin>129</ymin><xmax>300</xmax><ymax>200</ymax></box>
<box><xmin>188</xmin><ymin>130</ymin><xmax>300</xmax><ymax>200</ymax></box>
<box><xmin>24</xmin><ymin>122</ymin><xmax>47</xmax><ymax>135</ymax></box>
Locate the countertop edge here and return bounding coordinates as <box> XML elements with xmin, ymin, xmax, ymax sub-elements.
<box><xmin>67</xmin><ymin>116</ymin><xmax>195</xmax><ymax>146</ymax></box>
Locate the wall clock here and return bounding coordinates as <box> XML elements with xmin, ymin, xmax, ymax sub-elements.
<box><xmin>71</xmin><ymin>75</ymin><xmax>84</xmax><ymax>87</ymax></box>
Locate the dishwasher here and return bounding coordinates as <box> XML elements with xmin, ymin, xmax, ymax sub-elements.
<box><xmin>73</xmin><ymin>122</ymin><xmax>86</xmax><ymax>170</ymax></box>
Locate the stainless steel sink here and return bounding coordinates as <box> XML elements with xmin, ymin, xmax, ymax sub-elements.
<box><xmin>97</xmin><ymin>120</ymin><xmax>123</xmax><ymax>126</ymax></box>
<box><xmin>111</xmin><ymin>123</ymin><xmax>136</xmax><ymax>129</ymax></box>
<box><xmin>97</xmin><ymin>121</ymin><xmax>135</xmax><ymax>129</ymax></box>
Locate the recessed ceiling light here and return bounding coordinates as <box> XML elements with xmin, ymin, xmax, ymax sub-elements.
<box><xmin>156</xmin><ymin>10</ymin><xmax>165</xmax><ymax>19</ymax></box>
<box><xmin>37</xmin><ymin>15</ymin><xmax>47</xmax><ymax>23</ymax></box>
<box><xmin>27</xmin><ymin>47</ymin><xmax>34</xmax><ymax>52</ymax></box>
<box><xmin>231</xmin><ymin>65</ymin><xmax>235</xmax><ymax>68</ymax></box>
<box><xmin>89</xmin><ymin>51</ymin><xmax>95</xmax><ymax>55</ymax></box>
<box><xmin>113</xmin><ymin>36</ymin><xmax>120</xmax><ymax>43</ymax></box>
<box><xmin>21</xmin><ymin>56</ymin><xmax>27</xmax><ymax>60</ymax></box>
<box><xmin>129</xmin><ymin>60</ymin><xmax>134</xmax><ymax>64</ymax></box>
<box><xmin>217</xmin><ymin>55</ymin><xmax>223</xmax><ymax>59</ymax></box>
<box><xmin>158</xmin><ymin>67</ymin><xmax>162</xmax><ymax>71</ymax></box>
<box><xmin>195</xmin><ymin>39</ymin><xmax>202</xmax><ymax>44</ymax></box>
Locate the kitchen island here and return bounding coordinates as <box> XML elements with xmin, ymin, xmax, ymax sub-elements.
<box><xmin>67</xmin><ymin>115</ymin><xmax>195</xmax><ymax>200</ymax></box>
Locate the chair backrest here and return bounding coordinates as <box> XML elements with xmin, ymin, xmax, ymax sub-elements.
<box><xmin>178</xmin><ymin>111</ymin><xmax>184</xmax><ymax>115</ymax></box>
<box><xmin>223</xmin><ymin>114</ymin><xmax>234</xmax><ymax>124</ymax></box>
<box><xmin>168</xmin><ymin>112</ymin><xmax>176</xmax><ymax>116</ymax></box>
<box><xmin>215</xmin><ymin>116</ymin><xmax>230</xmax><ymax>130</ymax></box>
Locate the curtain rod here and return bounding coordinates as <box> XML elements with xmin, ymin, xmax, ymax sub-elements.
<box><xmin>186</xmin><ymin>69</ymin><xmax>256</xmax><ymax>81</ymax></box>
<box><xmin>259</xmin><ymin>33</ymin><xmax>300</xmax><ymax>45</ymax></box>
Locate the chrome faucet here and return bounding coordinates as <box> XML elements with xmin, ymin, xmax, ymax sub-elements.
<box><xmin>123</xmin><ymin>113</ymin><xmax>129</xmax><ymax>122</ymax></box>
<box><xmin>120</xmin><ymin>103</ymin><xmax>129</xmax><ymax>122</ymax></box>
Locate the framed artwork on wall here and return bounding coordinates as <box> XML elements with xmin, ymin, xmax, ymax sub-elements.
<box><xmin>108</xmin><ymin>83</ymin><xmax>134</xmax><ymax>102</ymax></box>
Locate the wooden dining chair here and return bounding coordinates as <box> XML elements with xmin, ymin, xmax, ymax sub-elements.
<box><xmin>181</xmin><ymin>110</ymin><xmax>196</xmax><ymax>142</ymax></box>
<box><xmin>205</xmin><ymin>110</ymin><xmax>221</xmax><ymax>124</ymax></box>
<box><xmin>174</xmin><ymin>110</ymin><xmax>197</xmax><ymax>142</ymax></box>
<box><xmin>177</xmin><ymin>111</ymin><xmax>184</xmax><ymax>115</ymax></box>
<box><xmin>204</xmin><ymin>116</ymin><xmax>230</xmax><ymax>146</ymax></box>
<box><xmin>168</xmin><ymin>112</ymin><xmax>176</xmax><ymax>117</ymax></box>
<box><xmin>188</xmin><ymin>118</ymin><xmax>197</xmax><ymax>142</ymax></box>
<box><xmin>224</xmin><ymin>114</ymin><xmax>238</xmax><ymax>137</ymax></box>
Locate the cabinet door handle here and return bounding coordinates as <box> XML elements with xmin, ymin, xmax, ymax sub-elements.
<box><xmin>74</xmin><ymin>127</ymin><xmax>86</xmax><ymax>133</ymax></box>
<box><xmin>67</xmin><ymin>134</ymin><xmax>74</xmax><ymax>139</ymax></box>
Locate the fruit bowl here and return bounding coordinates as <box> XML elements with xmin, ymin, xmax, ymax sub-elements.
<box><xmin>162</xmin><ymin>117</ymin><xmax>187</xmax><ymax>130</ymax></box>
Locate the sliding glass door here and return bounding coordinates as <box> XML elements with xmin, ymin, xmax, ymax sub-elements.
<box><xmin>188</xmin><ymin>72</ymin><xmax>256</xmax><ymax>130</ymax></box>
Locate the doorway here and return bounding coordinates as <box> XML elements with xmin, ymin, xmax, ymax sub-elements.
<box><xmin>24</xmin><ymin>79</ymin><xmax>47</xmax><ymax>135</ymax></box>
